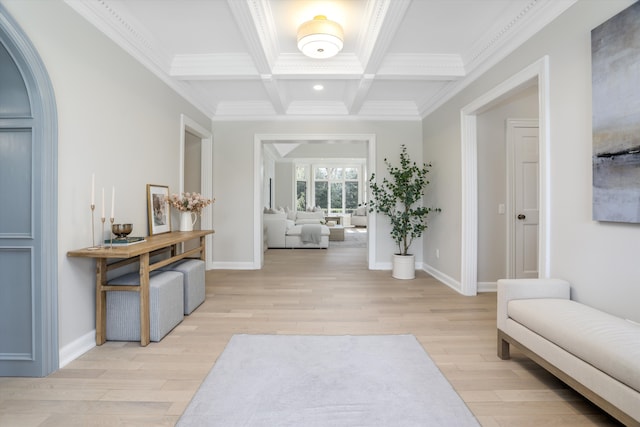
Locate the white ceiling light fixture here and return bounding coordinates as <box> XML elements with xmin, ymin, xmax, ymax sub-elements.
<box><xmin>297</xmin><ymin>15</ymin><xmax>344</xmax><ymax>59</ymax></box>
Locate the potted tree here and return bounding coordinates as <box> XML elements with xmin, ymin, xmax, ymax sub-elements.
<box><xmin>369</xmin><ymin>144</ymin><xmax>440</xmax><ymax>279</ymax></box>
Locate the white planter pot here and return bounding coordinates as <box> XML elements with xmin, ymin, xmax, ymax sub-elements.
<box><xmin>392</xmin><ymin>254</ymin><xmax>415</xmax><ymax>280</ymax></box>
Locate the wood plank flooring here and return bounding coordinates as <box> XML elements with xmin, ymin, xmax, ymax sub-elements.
<box><xmin>0</xmin><ymin>247</ymin><xmax>621</xmax><ymax>426</ymax></box>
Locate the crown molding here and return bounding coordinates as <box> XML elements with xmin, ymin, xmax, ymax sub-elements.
<box><xmin>170</xmin><ymin>53</ymin><xmax>258</xmax><ymax>79</ymax></box>
<box><xmin>64</xmin><ymin>0</ymin><xmax>170</xmax><ymax>72</ymax></box>
<box><xmin>216</xmin><ymin>101</ymin><xmax>276</xmax><ymax>117</ymax></box>
<box><xmin>211</xmin><ymin>112</ymin><xmax>421</xmax><ymax>122</ymax></box>
<box><xmin>359</xmin><ymin>100</ymin><xmax>419</xmax><ymax>117</ymax></box>
<box><xmin>170</xmin><ymin>52</ymin><xmax>467</xmax><ymax>81</ymax></box>
<box><xmin>286</xmin><ymin>101</ymin><xmax>349</xmax><ymax>116</ymax></box>
<box><xmin>64</xmin><ymin>0</ymin><xmax>214</xmax><ymax>117</ymax></box>
<box><xmin>377</xmin><ymin>54</ymin><xmax>465</xmax><ymax>79</ymax></box>
<box><xmin>418</xmin><ymin>0</ymin><xmax>577</xmax><ymax>117</ymax></box>
<box><xmin>272</xmin><ymin>53</ymin><xmax>363</xmax><ymax>77</ymax></box>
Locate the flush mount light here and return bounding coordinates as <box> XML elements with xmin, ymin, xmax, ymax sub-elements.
<box><xmin>297</xmin><ymin>15</ymin><xmax>344</xmax><ymax>59</ymax></box>
<box><xmin>313</xmin><ymin>84</ymin><xmax>324</xmax><ymax>91</ymax></box>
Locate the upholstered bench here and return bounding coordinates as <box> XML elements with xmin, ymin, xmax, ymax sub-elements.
<box><xmin>160</xmin><ymin>259</ymin><xmax>205</xmax><ymax>314</ymax></box>
<box><xmin>497</xmin><ymin>278</ymin><xmax>640</xmax><ymax>425</ymax></box>
<box><xmin>106</xmin><ymin>270</ymin><xmax>184</xmax><ymax>342</ymax></box>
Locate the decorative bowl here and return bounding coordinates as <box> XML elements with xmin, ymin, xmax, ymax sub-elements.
<box><xmin>112</xmin><ymin>223</ymin><xmax>133</xmax><ymax>238</ymax></box>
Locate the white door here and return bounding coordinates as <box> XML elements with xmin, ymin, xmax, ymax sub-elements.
<box><xmin>508</xmin><ymin>119</ymin><xmax>539</xmax><ymax>279</ymax></box>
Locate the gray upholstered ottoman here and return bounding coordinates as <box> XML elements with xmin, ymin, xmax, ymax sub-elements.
<box><xmin>160</xmin><ymin>259</ymin><xmax>205</xmax><ymax>314</ymax></box>
<box><xmin>106</xmin><ymin>270</ymin><xmax>184</xmax><ymax>342</ymax></box>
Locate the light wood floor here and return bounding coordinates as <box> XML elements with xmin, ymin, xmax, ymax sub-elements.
<box><xmin>0</xmin><ymin>247</ymin><xmax>621</xmax><ymax>426</ymax></box>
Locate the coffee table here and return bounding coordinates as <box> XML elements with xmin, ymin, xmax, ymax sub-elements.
<box><xmin>328</xmin><ymin>225</ymin><xmax>345</xmax><ymax>241</ymax></box>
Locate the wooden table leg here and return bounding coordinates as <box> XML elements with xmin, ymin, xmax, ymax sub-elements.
<box><xmin>139</xmin><ymin>252</ymin><xmax>150</xmax><ymax>346</ymax></box>
<box><xmin>95</xmin><ymin>258</ymin><xmax>107</xmax><ymax>345</ymax></box>
<box><xmin>199</xmin><ymin>235</ymin><xmax>206</xmax><ymax>261</ymax></box>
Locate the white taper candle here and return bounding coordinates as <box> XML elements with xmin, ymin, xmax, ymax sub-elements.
<box><xmin>111</xmin><ymin>187</ymin><xmax>115</xmax><ymax>219</ymax></box>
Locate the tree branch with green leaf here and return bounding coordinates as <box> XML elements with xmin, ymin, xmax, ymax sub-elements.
<box><xmin>368</xmin><ymin>145</ymin><xmax>441</xmax><ymax>256</ymax></box>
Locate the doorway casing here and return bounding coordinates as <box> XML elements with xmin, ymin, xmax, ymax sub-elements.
<box><xmin>461</xmin><ymin>56</ymin><xmax>550</xmax><ymax>295</ymax></box>
<box><xmin>179</xmin><ymin>114</ymin><xmax>214</xmax><ymax>269</ymax></box>
<box><xmin>253</xmin><ymin>134</ymin><xmax>377</xmax><ymax>269</ymax></box>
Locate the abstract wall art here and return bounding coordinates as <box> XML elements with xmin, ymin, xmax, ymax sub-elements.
<box><xmin>592</xmin><ymin>2</ymin><xmax>640</xmax><ymax>223</ymax></box>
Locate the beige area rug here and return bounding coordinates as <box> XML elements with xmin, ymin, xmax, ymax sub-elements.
<box><xmin>177</xmin><ymin>334</ymin><xmax>480</xmax><ymax>427</ymax></box>
<box><xmin>330</xmin><ymin>227</ymin><xmax>367</xmax><ymax>248</ymax></box>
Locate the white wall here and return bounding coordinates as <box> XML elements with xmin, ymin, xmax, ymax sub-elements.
<box><xmin>275</xmin><ymin>162</ymin><xmax>294</xmax><ymax>210</ymax></box>
<box><xmin>423</xmin><ymin>0</ymin><xmax>640</xmax><ymax>321</ymax></box>
<box><xmin>211</xmin><ymin>120</ymin><xmax>422</xmax><ymax>268</ymax></box>
<box><xmin>2</xmin><ymin>0</ymin><xmax>212</xmax><ymax>355</ymax></box>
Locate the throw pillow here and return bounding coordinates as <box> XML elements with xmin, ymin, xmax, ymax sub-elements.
<box><xmin>264</xmin><ymin>212</ymin><xmax>286</xmax><ymax>220</ymax></box>
<box><xmin>297</xmin><ymin>211</ymin><xmax>324</xmax><ymax>220</ymax></box>
<box><xmin>296</xmin><ymin>219</ymin><xmax>322</xmax><ymax>225</ymax></box>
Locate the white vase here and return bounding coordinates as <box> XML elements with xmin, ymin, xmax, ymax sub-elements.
<box><xmin>179</xmin><ymin>211</ymin><xmax>197</xmax><ymax>231</ymax></box>
<box><xmin>392</xmin><ymin>254</ymin><xmax>415</xmax><ymax>280</ymax></box>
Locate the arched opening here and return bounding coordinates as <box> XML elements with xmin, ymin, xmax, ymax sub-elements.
<box><xmin>0</xmin><ymin>5</ymin><xmax>58</xmax><ymax>376</ymax></box>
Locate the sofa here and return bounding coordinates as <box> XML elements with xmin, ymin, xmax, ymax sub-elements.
<box><xmin>263</xmin><ymin>210</ymin><xmax>329</xmax><ymax>249</ymax></box>
<box><xmin>497</xmin><ymin>278</ymin><xmax>640</xmax><ymax>426</ymax></box>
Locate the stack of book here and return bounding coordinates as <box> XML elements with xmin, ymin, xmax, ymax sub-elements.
<box><xmin>105</xmin><ymin>236</ymin><xmax>146</xmax><ymax>246</ymax></box>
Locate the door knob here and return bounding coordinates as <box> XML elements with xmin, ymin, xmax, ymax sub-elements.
<box><xmin>517</xmin><ymin>214</ymin><xmax>526</xmax><ymax>220</ymax></box>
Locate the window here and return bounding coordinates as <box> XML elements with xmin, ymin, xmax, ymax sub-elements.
<box><xmin>295</xmin><ymin>165</ymin><xmax>308</xmax><ymax>211</ymax></box>
<box><xmin>311</xmin><ymin>165</ymin><xmax>361</xmax><ymax>214</ymax></box>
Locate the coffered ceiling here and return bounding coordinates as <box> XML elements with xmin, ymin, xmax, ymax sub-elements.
<box><xmin>66</xmin><ymin>0</ymin><xmax>575</xmax><ymax>120</ymax></box>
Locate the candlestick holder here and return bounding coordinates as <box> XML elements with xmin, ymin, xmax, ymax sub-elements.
<box><xmin>109</xmin><ymin>217</ymin><xmax>115</xmax><ymax>249</ymax></box>
<box><xmin>109</xmin><ymin>217</ymin><xmax>115</xmax><ymax>248</ymax></box>
<box><xmin>87</xmin><ymin>204</ymin><xmax>99</xmax><ymax>250</ymax></box>
<box><xmin>101</xmin><ymin>217</ymin><xmax>106</xmax><ymax>248</ymax></box>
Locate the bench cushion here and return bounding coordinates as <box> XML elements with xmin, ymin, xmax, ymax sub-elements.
<box><xmin>508</xmin><ymin>298</ymin><xmax>640</xmax><ymax>392</ymax></box>
<box><xmin>106</xmin><ymin>270</ymin><xmax>184</xmax><ymax>342</ymax></box>
<box><xmin>161</xmin><ymin>259</ymin><xmax>205</xmax><ymax>314</ymax></box>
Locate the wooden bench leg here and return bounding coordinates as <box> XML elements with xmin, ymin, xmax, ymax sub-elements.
<box><xmin>497</xmin><ymin>330</ymin><xmax>510</xmax><ymax>360</ymax></box>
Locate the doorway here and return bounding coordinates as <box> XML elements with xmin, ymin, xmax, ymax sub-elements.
<box><xmin>179</xmin><ymin>114</ymin><xmax>213</xmax><ymax>268</ymax></box>
<box><xmin>254</xmin><ymin>134</ymin><xmax>377</xmax><ymax>269</ymax></box>
<box><xmin>461</xmin><ymin>56</ymin><xmax>550</xmax><ymax>295</ymax></box>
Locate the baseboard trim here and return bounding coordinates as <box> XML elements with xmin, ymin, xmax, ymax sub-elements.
<box><xmin>210</xmin><ymin>261</ymin><xmax>259</xmax><ymax>270</ymax></box>
<box><xmin>422</xmin><ymin>264</ymin><xmax>464</xmax><ymax>294</ymax></box>
<box><xmin>59</xmin><ymin>330</ymin><xmax>95</xmax><ymax>368</ymax></box>
<box><xmin>370</xmin><ymin>262</ymin><xmax>392</xmax><ymax>270</ymax></box>
<box><xmin>478</xmin><ymin>281</ymin><xmax>497</xmax><ymax>292</ymax></box>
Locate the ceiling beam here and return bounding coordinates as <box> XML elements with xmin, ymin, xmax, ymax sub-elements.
<box><xmin>226</xmin><ymin>0</ymin><xmax>274</xmax><ymax>73</ymax></box>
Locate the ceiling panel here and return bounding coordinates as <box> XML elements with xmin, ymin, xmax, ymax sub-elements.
<box><xmin>67</xmin><ymin>0</ymin><xmax>576</xmax><ymax>119</ymax></box>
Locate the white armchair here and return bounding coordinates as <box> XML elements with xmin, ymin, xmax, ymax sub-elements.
<box><xmin>351</xmin><ymin>205</ymin><xmax>368</xmax><ymax>227</ymax></box>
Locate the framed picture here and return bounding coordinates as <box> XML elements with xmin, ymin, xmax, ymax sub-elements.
<box><xmin>147</xmin><ymin>184</ymin><xmax>171</xmax><ymax>235</ymax></box>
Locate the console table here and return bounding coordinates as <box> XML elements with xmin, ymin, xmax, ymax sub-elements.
<box><xmin>67</xmin><ymin>230</ymin><xmax>213</xmax><ymax>346</ymax></box>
